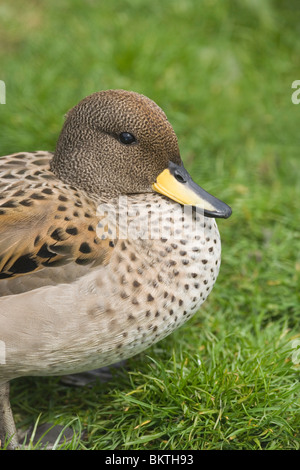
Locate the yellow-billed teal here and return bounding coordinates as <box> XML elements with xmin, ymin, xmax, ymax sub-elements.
<box><xmin>0</xmin><ymin>90</ymin><xmax>231</xmax><ymax>448</ymax></box>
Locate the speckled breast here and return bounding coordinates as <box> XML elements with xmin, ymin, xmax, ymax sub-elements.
<box><xmin>78</xmin><ymin>193</ymin><xmax>222</xmax><ymax>370</ymax></box>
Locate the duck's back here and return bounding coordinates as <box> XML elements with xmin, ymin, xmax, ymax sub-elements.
<box><xmin>0</xmin><ymin>152</ymin><xmax>113</xmax><ymax>295</ymax></box>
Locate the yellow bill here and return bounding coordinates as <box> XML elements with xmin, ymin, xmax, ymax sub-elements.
<box><xmin>152</xmin><ymin>162</ymin><xmax>232</xmax><ymax>219</ymax></box>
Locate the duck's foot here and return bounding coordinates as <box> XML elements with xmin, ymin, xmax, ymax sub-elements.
<box><xmin>18</xmin><ymin>423</ymin><xmax>76</xmax><ymax>450</ymax></box>
<box><xmin>1</xmin><ymin>363</ymin><xmax>125</xmax><ymax>449</ymax></box>
<box><xmin>60</xmin><ymin>360</ymin><xmax>127</xmax><ymax>387</ymax></box>
<box><xmin>0</xmin><ymin>382</ymin><xmax>18</xmax><ymax>450</ymax></box>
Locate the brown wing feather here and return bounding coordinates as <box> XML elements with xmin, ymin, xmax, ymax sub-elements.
<box><xmin>0</xmin><ymin>152</ymin><xmax>114</xmax><ymax>280</ymax></box>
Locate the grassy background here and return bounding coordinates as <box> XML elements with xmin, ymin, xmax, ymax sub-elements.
<box><xmin>0</xmin><ymin>0</ymin><xmax>299</xmax><ymax>450</ymax></box>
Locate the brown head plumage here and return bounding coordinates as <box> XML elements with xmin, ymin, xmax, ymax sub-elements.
<box><xmin>51</xmin><ymin>90</ymin><xmax>182</xmax><ymax>198</ymax></box>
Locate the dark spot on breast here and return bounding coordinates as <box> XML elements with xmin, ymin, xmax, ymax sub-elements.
<box><xmin>146</xmin><ymin>310</ymin><xmax>151</xmax><ymax>317</ymax></box>
<box><xmin>75</xmin><ymin>257</ymin><xmax>91</xmax><ymax>265</ymax></box>
<box><xmin>88</xmin><ymin>225</ymin><xmax>94</xmax><ymax>231</ymax></box>
<box><xmin>57</xmin><ymin>205</ymin><xmax>67</xmax><ymax>211</ymax></box>
<box><xmin>41</xmin><ymin>173</ymin><xmax>55</xmax><ymax>180</ymax></box>
<box><xmin>1</xmin><ymin>201</ymin><xmax>16</xmax><ymax>208</ymax></box>
<box><xmin>121</xmin><ymin>241</ymin><xmax>127</xmax><ymax>251</ymax></box>
<box><xmin>130</xmin><ymin>253</ymin><xmax>137</xmax><ymax>261</ymax></box>
<box><xmin>13</xmin><ymin>190</ymin><xmax>25</xmax><ymax>197</ymax></box>
<box><xmin>66</xmin><ymin>227</ymin><xmax>78</xmax><ymax>235</ymax></box>
<box><xmin>4</xmin><ymin>160</ymin><xmax>20</xmax><ymax>165</ymax></box>
<box><xmin>33</xmin><ymin>159</ymin><xmax>49</xmax><ymax>166</ymax></box>
<box><xmin>147</xmin><ymin>293</ymin><xmax>154</xmax><ymax>302</ymax></box>
<box><xmin>2</xmin><ymin>174</ymin><xmax>15</xmax><ymax>179</ymax></box>
<box><xmin>12</xmin><ymin>153</ymin><xmax>27</xmax><ymax>159</ymax></box>
<box><xmin>30</xmin><ymin>193</ymin><xmax>45</xmax><ymax>200</ymax></box>
<box><xmin>202</xmin><ymin>259</ymin><xmax>208</xmax><ymax>264</ymax></box>
<box><xmin>19</xmin><ymin>199</ymin><xmax>33</xmax><ymax>207</ymax></box>
<box><xmin>84</xmin><ymin>212</ymin><xmax>92</xmax><ymax>218</ymax></box>
<box><xmin>10</xmin><ymin>254</ymin><xmax>38</xmax><ymax>274</ymax></box>
<box><xmin>109</xmin><ymin>241</ymin><xmax>114</xmax><ymax>247</ymax></box>
<box><xmin>133</xmin><ymin>280</ymin><xmax>141</xmax><ymax>288</ymax></box>
<box><xmin>51</xmin><ymin>228</ymin><xmax>63</xmax><ymax>241</ymax></box>
<box><xmin>79</xmin><ymin>242</ymin><xmax>91</xmax><ymax>254</ymax></box>
<box><xmin>37</xmin><ymin>243</ymin><xmax>56</xmax><ymax>259</ymax></box>
<box><xmin>34</xmin><ymin>235</ymin><xmax>40</xmax><ymax>246</ymax></box>
<box><xmin>58</xmin><ymin>195</ymin><xmax>68</xmax><ymax>202</ymax></box>
<box><xmin>180</xmin><ymin>251</ymin><xmax>187</xmax><ymax>256</ymax></box>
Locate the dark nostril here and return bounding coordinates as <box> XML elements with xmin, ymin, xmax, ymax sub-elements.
<box><xmin>174</xmin><ymin>171</ymin><xmax>186</xmax><ymax>184</ymax></box>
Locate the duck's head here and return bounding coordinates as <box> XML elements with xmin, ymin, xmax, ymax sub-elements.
<box><xmin>52</xmin><ymin>89</ymin><xmax>231</xmax><ymax>219</ymax></box>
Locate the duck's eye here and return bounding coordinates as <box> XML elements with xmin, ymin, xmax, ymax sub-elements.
<box><xmin>119</xmin><ymin>132</ymin><xmax>136</xmax><ymax>145</ymax></box>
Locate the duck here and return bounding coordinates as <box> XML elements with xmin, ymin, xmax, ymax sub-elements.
<box><xmin>0</xmin><ymin>89</ymin><xmax>231</xmax><ymax>449</ymax></box>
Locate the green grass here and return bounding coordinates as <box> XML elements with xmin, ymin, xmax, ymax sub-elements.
<box><xmin>0</xmin><ymin>0</ymin><xmax>299</xmax><ymax>450</ymax></box>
